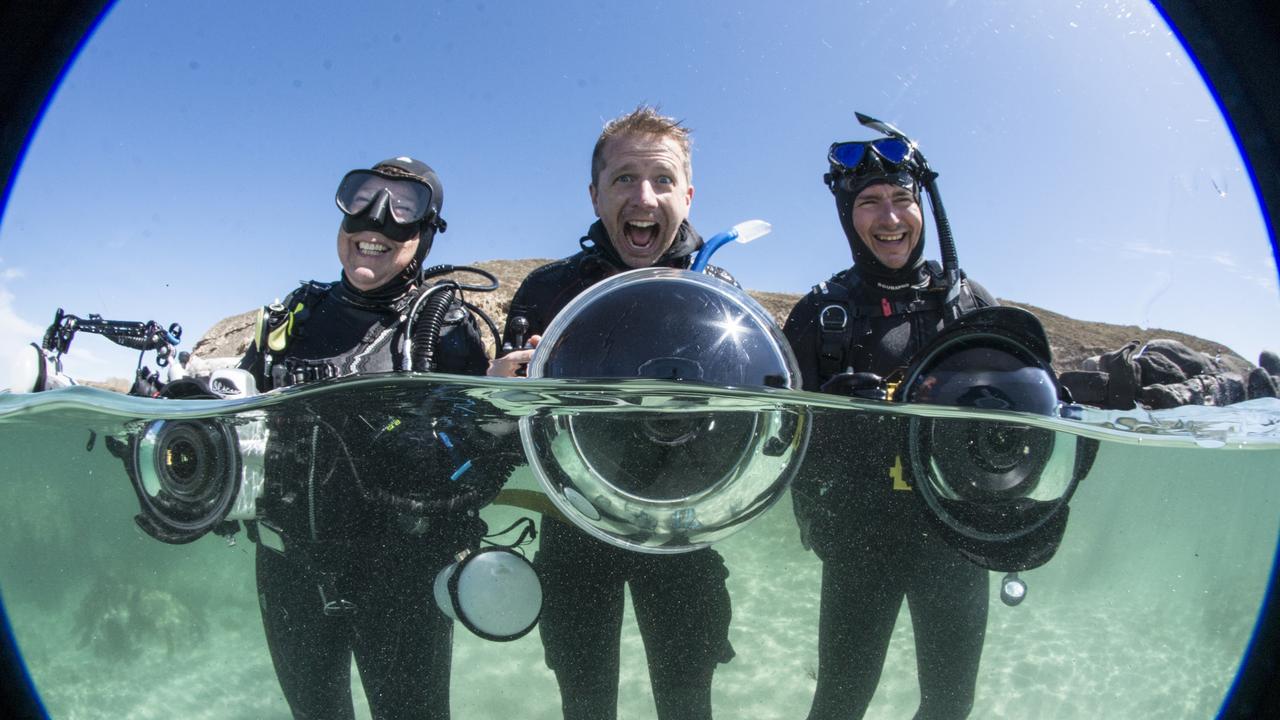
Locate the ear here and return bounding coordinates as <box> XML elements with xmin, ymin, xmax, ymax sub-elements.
<box><xmin>589</xmin><ymin>182</ymin><xmax>601</xmax><ymax>217</ymax></box>
<box><xmin>685</xmin><ymin>183</ymin><xmax>694</xmax><ymax>207</ymax></box>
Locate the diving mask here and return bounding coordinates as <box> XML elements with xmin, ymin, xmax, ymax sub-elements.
<box><xmin>828</xmin><ymin>138</ymin><xmax>916</xmax><ymax>174</ymax></box>
<box><xmin>335</xmin><ymin>169</ymin><xmax>446</xmax><ymax>230</ymax></box>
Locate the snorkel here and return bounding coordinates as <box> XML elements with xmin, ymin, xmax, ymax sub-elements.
<box><xmin>690</xmin><ymin>219</ymin><xmax>772</xmax><ymax>272</ymax></box>
<box><xmin>852</xmin><ymin>112</ymin><xmax>964</xmax><ymax>318</ymax></box>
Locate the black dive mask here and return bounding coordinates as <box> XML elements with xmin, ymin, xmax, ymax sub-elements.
<box><xmin>340</xmin><ymin>210</ymin><xmax>421</xmax><ymax>244</ymax></box>
<box><xmin>336</xmin><ymin>158</ymin><xmax>448</xmax><ymax>292</ymax></box>
<box><xmin>336</xmin><ymin>168</ymin><xmax>446</xmax><ymax>231</ymax></box>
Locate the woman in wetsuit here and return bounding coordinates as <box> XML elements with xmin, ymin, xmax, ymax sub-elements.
<box><xmin>238</xmin><ymin>157</ymin><xmax>503</xmax><ymax>720</ymax></box>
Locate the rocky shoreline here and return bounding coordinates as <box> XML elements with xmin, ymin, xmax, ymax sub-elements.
<box><xmin>82</xmin><ymin>258</ymin><xmax>1262</xmax><ymax>403</ymax></box>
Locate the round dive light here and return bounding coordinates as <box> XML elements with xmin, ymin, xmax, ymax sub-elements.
<box><xmin>899</xmin><ymin>306</ymin><xmax>1097</xmax><ymax>572</ymax></box>
<box><xmin>433</xmin><ymin>547</ymin><xmax>542</xmax><ymax>641</ymax></box>
<box><xmin>1000</xmin><ymin>572</ymin><xmax>1028</xmax><ymax>607</ymax></box>
<box><xmin>130</xmin><ymin>418</ymin><xmax>242</xmax><ymax>544</ymax></box>
<box><xmin>520</xmin><ymin>267</ymin><xmax>809</xmax><ymax>553</ymax></box>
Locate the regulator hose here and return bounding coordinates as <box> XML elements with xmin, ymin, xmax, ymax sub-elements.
<box><xmin>408</xmin><ymin>284</ymin><xmax>458</xmax><ymax>373</ymax></box>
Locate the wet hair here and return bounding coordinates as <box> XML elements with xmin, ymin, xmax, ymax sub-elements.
<box><xmin>590</xmin><ymin>105</ymin><xmax>693</xmax><ymax>186</ymax></box>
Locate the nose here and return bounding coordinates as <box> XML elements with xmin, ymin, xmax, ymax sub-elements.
<box><xmin>633</xmin><ymin>179</ymin><xmax>659</xmax><ymax>207</ymax></box>
<box><xmin>876</xmin><ymin>201</ymin><xmax>901</xmax><ymax>225</ymax></box>
<box><xmin>364</xmin><ymin>189</ymin><xmax>392</xmax><ymax>223</ymax></box>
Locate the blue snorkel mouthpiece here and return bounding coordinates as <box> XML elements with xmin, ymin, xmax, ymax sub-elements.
<box><xmin>690</xmin><ymin>219</ymin><xmax>772</xmax><ymax>272</ymax></box>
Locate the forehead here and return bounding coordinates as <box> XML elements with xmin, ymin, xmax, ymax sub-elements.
<box><xmin>856</xmin><ymin>182</ymin><xmax>916</xmax><ymax>202</ymax></box>
<box><xmin>599</xmin><ymin>132</ymin><xmax>687</xmax><ymax>171</ymax></box>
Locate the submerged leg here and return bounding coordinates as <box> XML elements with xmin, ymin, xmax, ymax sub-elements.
<box><xmin>536</xmin><ymin>519</ymin><xmax>629</xmax><ymax>720</ymax></box>
<box><xmin>256</xmin><ymin>546</ymin><xmax>357</xmax><ymax>720</ymax></box>
<box><xmin>806</xmin><ymin>555</ymin><xmax>904</xmax><ymax>720</ymax></box>
<box><xmin>632</xmin><ymin>548</ymin><xmax>734</xmax><ymax>720</ymax></box>
<box><xmin>350</xmin><ymin>543</ymin><xmax>455</xmax><ymax>720</ymax></box>
<box><xmin>907</xmin><ymin>537</ymin><xmax>989</xmax><ymax>720</ymax></box>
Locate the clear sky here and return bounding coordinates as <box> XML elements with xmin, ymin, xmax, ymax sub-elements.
<box><xmin>1</xmin><ymin>0</ymin><xmax>1276</xmax><ymax>385</ymax></box>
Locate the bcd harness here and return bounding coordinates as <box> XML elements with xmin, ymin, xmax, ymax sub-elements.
<box><xmin>252</xmin><ymin>281</ymin><xmax>467</xmax><ymax>390</ymax></box>
<box><xmin>814</xmin><ymin>261</ymin><xmax>980</xmax><ymax>384</ymax></box>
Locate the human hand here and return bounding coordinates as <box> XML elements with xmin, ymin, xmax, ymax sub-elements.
<box><xmin>487</xmin><ymin>334</ymin><xmax>541</xmax><ymax>377</ymax></box>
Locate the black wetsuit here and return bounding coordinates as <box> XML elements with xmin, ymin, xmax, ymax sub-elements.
<box><xmin>239</xmin><ymin>276</ymin><xmax>496</xmax><ymax>720</ymax></box>
<box><xmin>503</xmin><ymin>221</ymin><xmax>736</xmax><ymax>720</ymax></box>
<box><xmin>783</xmin><ymin>262</ymin><xmax>996</xmax><ymax>720</ymax></box>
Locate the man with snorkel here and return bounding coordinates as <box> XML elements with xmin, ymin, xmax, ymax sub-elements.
<box><xmin>784</xmin><ymin>117</ymin><xmax>998</xmax><ymax>719</ymax></box>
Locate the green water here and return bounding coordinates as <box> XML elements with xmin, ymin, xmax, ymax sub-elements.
<box><xmin>0</xmin><ymin>378</ymin><xmax>1277</xmax><ymax>719</ymax></box>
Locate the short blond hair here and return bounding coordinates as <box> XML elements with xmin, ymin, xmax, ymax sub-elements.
<box><xmin>591</xmin><ymin>106</ymin><xmax>693</xmax><ymax>186</ymax></box>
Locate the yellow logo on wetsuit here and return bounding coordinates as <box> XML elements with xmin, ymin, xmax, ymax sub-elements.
<box><xmin>890</xmin><ymin>455</ymin><xmax>912</xmax><ymax>491</ymax></box>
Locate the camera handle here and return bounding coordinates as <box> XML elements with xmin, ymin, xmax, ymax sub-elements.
<box><xmin>42</xmin><ymin>308</ymin><xmax>182</xmax><ymax>367</ymax></box>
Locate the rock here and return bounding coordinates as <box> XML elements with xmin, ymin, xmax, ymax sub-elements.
<box><xmin>190</xmin><ymin>308</ymin><xmax>257</xmax><ymax>360</ymax></box>
<box><xmin>1260</xmin><ymin>350</ymin><xmax>1280</xmax><ymax>375</ymax></box>
<box><xmin>1247</xmin><ymin>367</ymin><xmax>1278</xmax><ymax>399</ymax></box>
<box><xmin>160</xmin><ymin>254</ymin><xmax>1249</xmax><ymax>392</ymax></box>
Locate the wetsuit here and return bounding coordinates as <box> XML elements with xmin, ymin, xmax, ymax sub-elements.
<box><xmin>783</xmin><ymin>261</ymin><xmax>996</xmax><ymax>720</ymax></box>
<box><xmin>239</xmin><ymin>275</ymin><xmax>500</xmax><ymax>720</ymax></box>
<box><xmin>503</xmin><ymin>220</ymin><xmax>736</xmax><ymax>720</ymax></box>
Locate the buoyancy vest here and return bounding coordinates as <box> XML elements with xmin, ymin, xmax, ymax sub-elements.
<box><xmin>808</xmin><ymin>261</ymin><xmax>984</xmax><ymax>385</ymax></box>
<box><xmin>250</xmin><ymin>280</ymin><xmax>477</xmax><ymax>390</ymax></box>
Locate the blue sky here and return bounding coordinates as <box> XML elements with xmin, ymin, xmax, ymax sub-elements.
<box><xmin>1</xmin><ymin>0</ymin><xmax>1276</xmax><ymax>385</ymax></box>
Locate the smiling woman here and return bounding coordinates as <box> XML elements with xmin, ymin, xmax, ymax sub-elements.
<box><xmin>2</xmin><ymin>1</ymin><xmax>1280</xmax><ymax>719</ymax></box>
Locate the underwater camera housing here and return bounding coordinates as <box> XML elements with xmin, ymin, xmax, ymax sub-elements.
<box><xmin>108</xmin><ymin>368</ymin><xmax>267</xmax><ymax>545</ymax></box>
<box><xmin>893</xmin><ymin>306</ymin><xmax>1098</xmax><ymax>574</ymax></box>
<box><xmin>520</xmin><ymin>267</ymin><xmax>810</xmax><ymax>554</ymax></box>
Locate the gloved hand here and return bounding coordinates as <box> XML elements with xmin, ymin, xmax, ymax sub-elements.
<box><xmin>819</xmin><ymin>371</ymin><xmax>887</xmax><ymax>400</ymax></box>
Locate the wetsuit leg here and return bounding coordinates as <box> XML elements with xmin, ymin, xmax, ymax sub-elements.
<box><xmin>256</xmin><ymin>545</ymin><xmax>357</xmax><ymax>720</ymax></box>
<box><xmin>349</xmin><ymin>545</ymin><xmax>455</xmax><ymax>720</ymax></box>
<box><xmin>630</xmin><ymin>548</ymin><xmax>734</xmax><ymax>720</ymax></box>
<box><xmin>806</xmin><ymin>553</ymin><xmax>905</xmax><ymax>720</ymax></box>
<box><xmin>535</xmin><ymin>519</ymin><xmax>629</xmax><ymax>720</ymax></box>
<box><xmin>905</xmin><ymin>536</ymin><xmax>988</xmax><ymax>720</ymax></box>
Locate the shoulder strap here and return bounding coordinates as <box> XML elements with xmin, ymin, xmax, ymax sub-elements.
<box><xmin>815</xmin><ymin>271</ymin><xmax>865</xmax><ymax>380</ymax></box>
<box><xmin>256</xmin><ymin>281</ymin><xmax>331</xmax><ymax>353</ymax></box>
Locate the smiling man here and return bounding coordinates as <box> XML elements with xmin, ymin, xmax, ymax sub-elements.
<box><xmin>489</xmin><ymin>107</ymin><xmax>736</xmax><ymax>720</ymax></box>
<box><xmin>783</xmin><ymin>130</ymin><xmax>997</xmax><ymax>719</ymax></box>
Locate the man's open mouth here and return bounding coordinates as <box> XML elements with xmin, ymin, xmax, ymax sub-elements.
<box><xmin>623</xmin><ymin>220</ymin><xmax>660</xmax><ymax>248</ymax></box>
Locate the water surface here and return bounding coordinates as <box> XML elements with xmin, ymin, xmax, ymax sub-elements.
<box><xmin>0</xmin><ymin>378</ymin><xmax>1276</xmax><ymax>719</ymax></box>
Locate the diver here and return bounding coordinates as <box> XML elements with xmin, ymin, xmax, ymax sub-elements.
<box><xmin>487</xmin><ymin>106</ymin><xmax>735</xmax><ymax>720</ymax></box>
<box><xmin>782</xmin><ymin>117</ymin><xmax>998</xmax><ymax>719</ymax></box>
<box><xmin>237</xmin><ymin>157</ymin><xmax>508</xmax><ymax>720</ymax></box>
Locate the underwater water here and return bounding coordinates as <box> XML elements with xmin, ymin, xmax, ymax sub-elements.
<box><xmin>0</xmin><ymin>377</ymin><xmax>1277</xmax><ymax>719</ymax></box>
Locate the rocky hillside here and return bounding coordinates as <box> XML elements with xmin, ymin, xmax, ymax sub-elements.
<box><xmin>188</xmin><ymin>258</ymin><xmax>1254</xmax><ymax>374</ymax></box>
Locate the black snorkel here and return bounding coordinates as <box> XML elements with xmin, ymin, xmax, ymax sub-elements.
<box><xmin>853</xmin><ymin>112</ymin><xmax>964</xmax><ymax>320</ymax></box>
